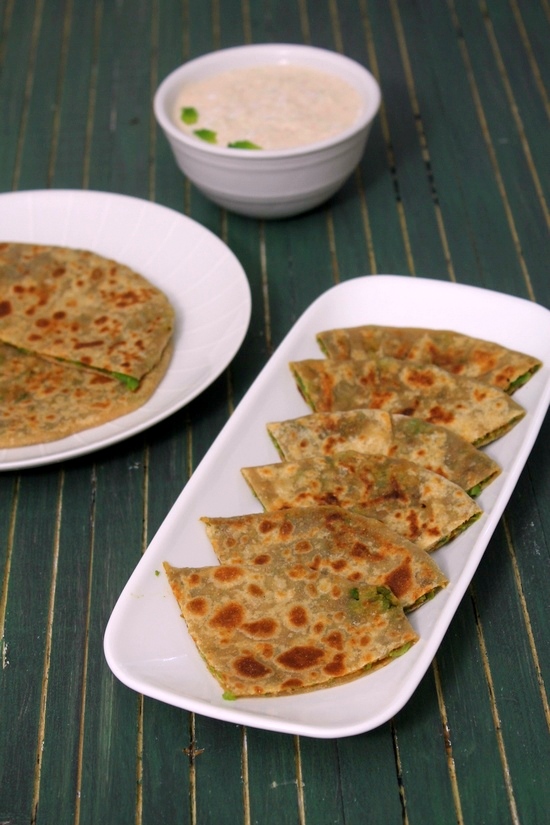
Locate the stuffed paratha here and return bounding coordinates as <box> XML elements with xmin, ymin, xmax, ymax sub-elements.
<box><xmin>267</xmin><ymin>410</ymin><xmax>500</xmax><ymax>495</ymax></box>
<box><xmin>0</xmin><ymin>242</ymin><xmax>174</xmax><ymax>388</ymax></box>
<box><xmin>201</xmin><ymin>506</ymin><xmax>448</xmax><ymax>611</ymax></box>
<box><xmin>241</xmin><ymin>451</ymin><xmax>482</xmax><ymax>552</ymax></box>
<box><xmin>0</xmin><ymin>339</ymin><xmax>172</xmax><ymax>447</ymax></box>
<box><xmin>290</xmin><ymin>356</ymin><xmax>525</xmax><ymax>446</ymax></box>
<box><xmin>316</xmin><ymin>325</ymin><xmax>541</xmax><ymax>393</ymax></box>
<box><xmin>163</xmin><ymin>562</ymin><xmax>418</xmax><ymax>697</ymax></box>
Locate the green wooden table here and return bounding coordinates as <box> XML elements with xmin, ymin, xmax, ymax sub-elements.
<box><xmin>1</xmin><ymin>1</ymin><xmax>549</xmax><ymax>823</ymax></box>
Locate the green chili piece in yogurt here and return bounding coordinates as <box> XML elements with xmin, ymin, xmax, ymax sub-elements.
<box><xmin>194</xmin><ymin>128</ymin><xmax>217</xmax><ymax>144</ymax></box>
<box><xmin>181</xmin><ymin>106</ymin><xmax>199</xmax><ymax>125</ymax></box>
<box><xmin>227</xmin><ymin>140</ymin><xmax>262</xmax><ymax>150</ymax></box>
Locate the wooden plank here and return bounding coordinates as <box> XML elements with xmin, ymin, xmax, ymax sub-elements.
<box><xmin>193</xmin><ymin>716</ymin><xmax>247</xmax><ymax>824</ymax></box>
<box><xmin>33</xmin><ymin>465</ymin><xmax>96</xmax><ymax>824</ymax></box>
<box><xmin>154</xmin><ymin>0</ymin><xmax>189</xmax><ymax>212</ymax></box>
<box><xmin>0</xmin><ymin>2</ymin><xmax>549</xmax><ymax>824</ymax></box>
<box><xmin>0</xmin><ymin>470</ymin><xmax>61</xmax><ymax>822</ymax></box>
<box><xmin>448</xmin><ymin>0</ymin><xmax>548</xmax><ymax>301</ymax></box>
<box><xmin>505</xmin><ymin>416</ymin><xmax>550</xmax><ymax>692</ymax></box>
<box><xmin>247</xmin><ymin>0</ymin><xmax>305</xmax><ymax>45</ymax></box>
<box><xmin>245</xmin><ymin>729</ymin><xmax>303</xmax><ymax>825</ymax></box>
<box><xmin>300</xmin><ymin>725</ymin><xmax>405</xmax><ymax>824</ymax></box>
<box><xmin>207</xmin><ymin>0</ymin><xmax>244</xmax><ymax>50</ymax></box>
<box><xmin>435</xmin><ymin>576</ymin><xmax>519</xmax><ymax>825</ymax></box>
<box><xmin>394</xmin><ymin>0</ymin><xmax>535</xmax><ymax>297</ymax></box>
<box><xmin>87</xmin><ymin>0</ymin><xmax>155</xmax><ymax>198</ymax></box>
<box><xmin>485</xmin><ymin>0</ymin><xmax>550</xmax><ymax>201</ymax></box>
<box><xmin>53</xmin><ymin>0</ymin><xmax>102</xmax><ymax>189</ymax></box>
<box><xmin>472</xmin><ymin>502</ymin><xmax>550</xmax><ymax>820</ymax></box>
<box><xmin>332</xmin><ymin>0</ymin><xmax>417</xmax><ymax>280</ymax></box>
<box><xmin>76</xmin><ymin>445</ymin><xmax>146</xmax><ymax>825</ymax></box>
<box><xmin>263</xmin><ymin>211</ymin><xmax>336</xmax><ymax>342</ymax></box>
<box><xmin>225</xmin><ymin>216</ymin><xmax>273</xmax><ymax>402</ymax></box>
<box><xmin>334</xmin><ymin>0</ymin><xmax>413</xmax><ymax>277</ymax></box>
<box><xmin>141</xmin><ymin>698</ymin><xmax>193</xmax><ymax>825</ymax></box>
<box><xmin>15</xmin><ymin>0</ymin><xmax>71</xmax><ymax>191</ymax></box>
<box><xmin>390</xmin><ymin>667</ymin><xmax>459</xmax><ymax>824</ymax></box>
<box><xmin>0</xmin><ymin>3</ymin><xmax>99</xmax><ymax>821</ymax></box>
<box><xmin>378</xmin><ymin>0</ymin><xmax>481</xmax><ymax>286</ymax></box>
<box><xmin>361</xmin><ymin>0</ymin><xmax>453</xmax><ymax>281</ymax></box>
<box><xmin>0</xmin><ymin>0</ymin><xmax>38</xmax><ymax>191</ymax></box>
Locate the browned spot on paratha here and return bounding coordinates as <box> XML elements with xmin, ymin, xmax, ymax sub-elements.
<box><xmin>289</xmin><ymin>356</ymin><xmax>525</xmax><ymax>445</ymax></box>
<box><xmin>201</xmin><ymin>506</ymin><xmax>448</xmax><ymax>611</ymax></box>
<box><xmin>163</xmin><ymin>562</ymin><xmax>419</xmax><ymax>697</ymax></box>
<box><xmin>316</xmin><ymin>324</ymin><xmax>541</xmax><ymax>394</ymax></box>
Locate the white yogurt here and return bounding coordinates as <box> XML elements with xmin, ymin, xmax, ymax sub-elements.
<box><xmin>173</xmin><ymin>64</ymin><xmax>364</xmax><ymax>150</ymax></box>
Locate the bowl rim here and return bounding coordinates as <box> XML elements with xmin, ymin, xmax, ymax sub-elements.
<box><xmin>153</xmin><ymin>43</ymin><xmax>382</xmax><ymax>160</ymax></box>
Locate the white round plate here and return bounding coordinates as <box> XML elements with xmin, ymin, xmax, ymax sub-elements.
<box><xmin>0</xmin><ymin>189</ymin><xmax>252</xmax><ymax>470</ymax></box>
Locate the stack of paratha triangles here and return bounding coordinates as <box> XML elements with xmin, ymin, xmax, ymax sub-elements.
<box><xmin>164</xmin><ymin>323</ymin><xmax>541</xmax><ymax>699</ymax></box>
<box><xmin>201</xmin><ymin>506</ymin><xmax>448</xmax><ymax>611</ymax></box>
<box><xmin>267</xmin><ymin>409</ymin><xmax>500</xmax><ymax>496</ymax></box>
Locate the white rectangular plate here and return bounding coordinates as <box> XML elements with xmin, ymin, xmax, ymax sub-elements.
<box><xmin>104</xmin><ymin>275</ymin><xmax>550</xmax><ymax>739</ymax></box>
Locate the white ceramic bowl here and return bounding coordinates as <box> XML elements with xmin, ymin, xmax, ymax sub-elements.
<box><xmin>154</xmin><ymin>44</ymin><xmax>381</xmax><ymax>219</ymax></box>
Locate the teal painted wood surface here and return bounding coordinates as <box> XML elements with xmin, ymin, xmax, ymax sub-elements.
<box><xmin>0</xmin><ymin>1</ymin><xmax>548</xmax><ymax>824</ymax></box>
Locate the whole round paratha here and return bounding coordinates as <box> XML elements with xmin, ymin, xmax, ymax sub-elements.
<box><xmin>0</xmin><ymin>242</ymin><xmax>175</xmax><ymax>387</ymax></box>
<box><xmin>0</xmin><ymin>242</ymin><xmax>175</xmax><ymax>447</ymax></box>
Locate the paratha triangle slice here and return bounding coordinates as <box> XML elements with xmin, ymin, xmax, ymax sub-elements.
<box><xmin>267</xmin><ymin>409</ymin><xmax>500</xmax><ymax>495</ymax></box>
<box><xmin>201</xmin><ymin>506</ymin><xmax>448</xmax><ymax>611</ymax></box>
<box><xmin>290</xmin><ymin>356</ymin><xmax>525</xmax><ymax>446</ymax></box>
<box><xmin>163</xmin><ymin>562</ymin><xmax>418</xmax><ymax>697</ymax></box>
<box><xmin>0</xmin><ymin>242</ymin><xmax>175</xmax><ymax>388</ymax></box>
<box><xmin>316</xmin><ymin>325</ymin><xmax>541</xmax><ymax>393</ymax></box>
<box><xmin>0</xmin><ymin>339</ymin><xmax>172</xmax><ymax>447</ymax></box>
<box><xmin>241</xmin><ymin>451</ymin><xmax>482</xmax><ymax>552</ymax></box>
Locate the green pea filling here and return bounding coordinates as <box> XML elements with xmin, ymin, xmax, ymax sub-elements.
<box><xmin>508</xmin><ymin>366</ymin><xmax>540</xmax><ymax>393</ymax></box>
<box><xmin>389</xmin><ymin>641</ymin><xmax>414</xmax><ymax>659</ymax></box>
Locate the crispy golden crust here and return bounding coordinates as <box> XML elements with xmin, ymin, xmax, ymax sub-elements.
<box><xmin>0</xmin><ymin>242</ymin><xmax>174</xmax><ymax>382</ymax></box>
<box><xmin>241</xmin><ymin>451</ymin><xmax>482</xmax><ymax>552</ymax></box>
<box><xmin>267</xmin><ymin>409</ymin><xmax>500</xmax><ymax>494</ymax></box>
<box><xmin>290</xmin><ymin>356</ymin><xmax>525</xmax><ymax>446</ymax></box>
<box><xmin>201</xmin><ymin>506</ymin><xmax>448</xmax><ymax>611</ymax></box>
<box><xmin>0</xmin><ymin>339</ymin><xmax>172</xmax><ymax>447</ymax></box>
<box><xmin>316</xmin><ymin>325</ymin><xmax>541</xmax><ymax>393</ymax></box>
<box><xmin>163</xmin><ymin>562</ymin><xmax>418</xmax><ymax>697</ymax></box>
